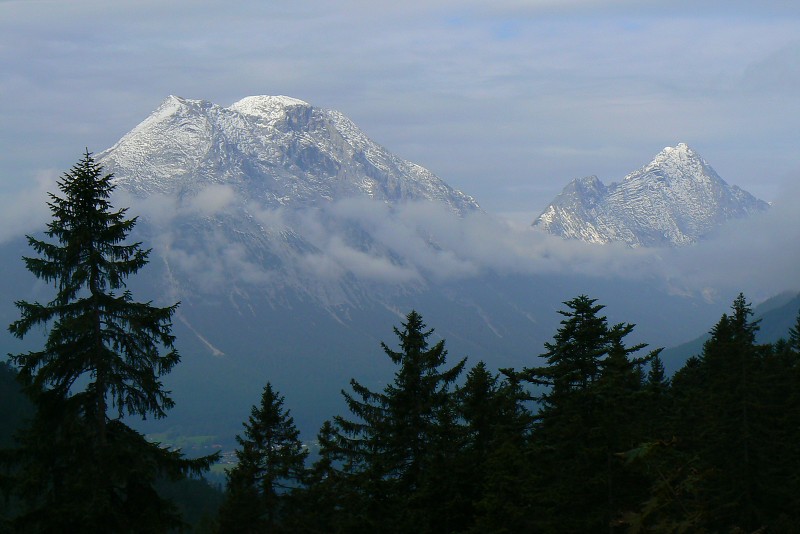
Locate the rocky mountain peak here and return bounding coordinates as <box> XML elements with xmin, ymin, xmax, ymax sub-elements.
<box><xmin>231</xmin><ymin>95</ymin><xmax>311</xmax><ymax>114</ymax></box>
<box><xmin>229</xmin><ymin>95</ymin><xmax>314</xmax><ymax>129</ymax></box>
<box><xmin>98</xmin><ymin>95</ymin><xmax>480</xmax><ymax>215</ymax></box>
<box><xmin>625</xmin><ymin>142</ymin><xmax>718</xmax><ymax>187</ymax></box>
<box><xmin>534</xmin><ymin>143</ymin><xmax>769</xmax><ymax>248</ymax></box>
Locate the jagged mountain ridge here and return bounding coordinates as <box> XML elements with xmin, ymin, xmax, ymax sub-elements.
<box><xmin>534</xmin><ymin>143</ymin><xmax>769</xmax><ymax>247</ymax></box>
<box><xmin>99</xmin><ymin>95</ymin><xmax>479</xmax><ymax>214</ymax></box>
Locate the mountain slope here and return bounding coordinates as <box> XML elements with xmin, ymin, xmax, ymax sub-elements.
<box><xmin>99</xmin><ymin>95</ymin><xmax>479</xmax><ymax>214</ymax></box>
<box><xmin>94</xmin><ymin>95</ymin><xmax>491</xmax><ymax>308</ymax></box>
<box><xmin>534</xmin><ymin>143</ymin><xmax>769</xmax><ymax>247</ymax></box>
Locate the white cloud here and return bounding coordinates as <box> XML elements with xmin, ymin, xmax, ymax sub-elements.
<box><xmin>324</xmin><ymin>236</ymin><xmax>421</xmax><ymax>284</ymax></box>
<box><xmin>3</xmin><ymin>169</ymin><xmax>798</xmax><ymax>304</ymax></box>
<box><xmin>185</xmin><ymin>184</ymin><xmax>237</xmax><ymax>215</ymax></box>
<box><xmin>0</xmin><ymin>170</ymin><xmax>58</xmax><ymax>243</ymax></box>
<box><xmin>658</xmin><ymin>179</ymin><xmax>800</xmax><ymax>300</ymax></box>
<box><xmin>121</xmin><ymin>189</ymin><xmax>660</xmax><ymax>293</ymax></box>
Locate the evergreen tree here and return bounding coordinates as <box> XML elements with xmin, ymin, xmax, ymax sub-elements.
<box><xmin>413</xmin><ymin>390</ymin><xmax>470</xmax><ymax>534</ymax></box>
<box><xmin>639</xmin><ymin>350</ymin><xmax>672</xmax><ymax>443</ymax></box>
<box><xmin>0</xmin><ymin>362</ymin><xmax>33</xmax><ymax>448</ymax></box>
<box><xmin>618</xmin><ymin>437</ymin><xmax>708</xmax><ymax>533</ymax></box>
<box><xmin>668</xmin><ymin>355</ymin><xmax>706</xmax><ymax>453</ymax></box>
<box><xmin>619</xmin><ymin>352</ymin><xmax>715</xmax><ymax>532</ymax></box>
<box><xmin>640</xmin><ymin>294</ymin><xmax>796</xmax><ymax>532</ymax></box>
<box><xmin>217</xmin><ymin>382</ymin><xmax>308</xmax><ymax>533</ymax></box>
<box><xmin>518</xmin><ymin>295</ymin><xmax>649</xmax><ymax>532</ymax></box>
<box><xmin>459</xmin><ymin>362</ymin><xmax>501</xmax><ymax>465</ymax></box>
<box><xmin>695</xmin><ymin>294</ymin><xmax>763</xmax><ymax>531</ymax></box>
<box><xmin>790</xmin><ymin>309</ymin><xmax>800</xmax><ymax>351</ymax></box>
<box><xmin>471</xmin><ymin>438</ymin><xmax>533</xmax><ymax>534</ymax></box>
<box><xmin>0</xmin><ymin>362</ymin><xmax>32</xmax><ymax>526</ymax></box>
<box><xmin>528</xmin><ymin>295</ymin><xmax>612</xmax><ymax>395</ymax></box>
<box><xmin>593</xmin><ymin>325</ymin><xmax>653</xmax><ymax>528</ymax></box>
<box><xmin>458</xmin><ymin>362</ymin><xmax>533</xmax><ymax>532</ymax></box>
<box><xmin>779</xmin><ymin>310</ymin><xmax>800</xmax><ymax>524</ymax></box>
<box><xmin>755</xmin><ymin>337</ymin><xmax>800</xmax><ymax>529</ymax></box>
<box><xmin>4</xmin><ymin>151</ymin><xmax>215</xmax><ymax>532</ymax></box>
<box><xmin>288</xmin><ymin>420</ymin><xmax>350</xmax><ymax>533</ymax></box>
<box><xmin>644</xmin><ymin>350</ymin><xmax>669</xmax><ymax>396</ymax></box>
<box><xmin>334</xmin><ymin>310</ymin><xmax>466</xmax><ymax>533</ymax></box>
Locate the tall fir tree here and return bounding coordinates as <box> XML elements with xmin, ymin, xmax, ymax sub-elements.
<box><xmin>334</xmin><ymin>310</ymin><xmax>466</xmax><ymax>533</ymax></box>
<box><xmin>694</xmin><ymin>294</ymin><xmax>763</xmax><ymax>531</ymax></box>
<box><xmin>462</xmin><ymin>363</ymin><xmax>534</xmax><ymax>533</ymax></box>
<box><xmin>593</xmin><ymin>324</ymin><xmax>653</xmax><ymax>528</ymax></box>
<box><xmin>518</xmin><ymin>295</ymin><xmax>649</xmax><ymax>532</ymax></box>
<box><xmin>217</xmin><ymin>382</ymin><xmax>308</xmax><ymax>534</ymax></box>
<box><xmin>4</xmin><ymin>151</ymin><xmax>215</xmax><ymax>532</ymax></box>
<box><xmin>639</xmin><ymin>350</ymin><xmax>672</xmax><ymax>444</ymax></box>
<box><xmin>756</xmin><ymin>336</ymin><xmax>800</xmax><ymax>529</ymax></box>
<box><xmin>789</xmin><ymin>310</ymin><xmax>800</xmax><ymax>352</ymax></box>
<box><xmin>641</xmin><ymin>294</ymin><xmax>796</xmax><ymax>532</ymax></box>
<box><xmin>287</xmin><ymin>420</ymin><xmax>351</xmax><ymax>533</ymax></box>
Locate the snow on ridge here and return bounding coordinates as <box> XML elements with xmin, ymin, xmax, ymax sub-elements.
<box><xmin>98</xmin><ymin>94</ymin><xmax>481</xmax><ymax>215</ymax></box>
<box><xmin>534</xmin><ymin>143</ymin><xmax>769</xmax><ymax>248</ymax></box>
<box><xmin>228</xmin><ymin>95</ymin><xmax>311</xmax><ymax>121</ymax></box>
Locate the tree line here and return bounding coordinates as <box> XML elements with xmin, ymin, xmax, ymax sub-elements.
<box><xmin>217</xmin><ymin>295</ymin><xmax>800</xmax><ymax>534</ymax></box>
<box><xmin>2</xmin><ymin>152</ymin><xmax>800</xmax><ymax>532</ymax></box>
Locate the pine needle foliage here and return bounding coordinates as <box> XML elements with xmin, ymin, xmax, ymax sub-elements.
<box><xmin>334</xmin><ymin>310</ymin><xmax>466</xmax><ymax>532</ymax></box>
<box><xmin>4</xmin><ymin>150</ymin><xmax>216</xmax><ymax>532</ymax></box>
<box><xmin>218</xmin><ymin>382</ymin><xmax>308</xmax><ymax>533</ymax></box>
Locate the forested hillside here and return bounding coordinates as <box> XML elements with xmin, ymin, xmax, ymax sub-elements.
<box><xmin>210</xmin><ymin>294</ymin><xmax>800</xmax><ymax>533</ymax></box>
<box><xmin>4</xmin><ymin>292</ymin><xmax>800</xmax><ymax>532</ymax></box>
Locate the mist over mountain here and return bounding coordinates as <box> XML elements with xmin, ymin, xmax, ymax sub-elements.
<box><xmin>2</xmin><ymin>96</ymin><xmax>798</xmax><ymax>443</ymax></box>
<box><xmin>534</xmin><ymin>143</ymin><xmax>770</xmax><ymax>247</ymax></box>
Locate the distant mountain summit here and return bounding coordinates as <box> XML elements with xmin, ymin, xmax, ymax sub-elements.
<box><xmin>95</xmin><ymin>95</ymin><xmax>486</xmax><ymax>308</ymax></box>
<box><xmin>99</xmin><ymin>95</ymin><xmax>479</xmax><ymax>215</ymax></box>
<box><xmin>534</xmin><ymin>143</ymin><xmax>769</xmax><ymax>247</ymax></box>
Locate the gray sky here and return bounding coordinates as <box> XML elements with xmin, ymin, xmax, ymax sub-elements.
<box><xmin>1</xmin><ymin>0</ymin><xmax>799</xmax><ymax>220</ymax></box>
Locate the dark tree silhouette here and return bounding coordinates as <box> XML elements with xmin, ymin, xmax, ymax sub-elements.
<box><xmin>4</xmin><ymin>151</ymin><xmax>215</xmax><ymax>532</ymax></box>
<box><xmin>218</xmin><ymin>382</ymin><xmax>308</xmax><ymax>533</ymax></box>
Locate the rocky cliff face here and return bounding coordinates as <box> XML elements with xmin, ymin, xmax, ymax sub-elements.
<box><xmin>534</xmin><ymin>143</ymin><xmax>769</xmax><ymax>247</ymax></box>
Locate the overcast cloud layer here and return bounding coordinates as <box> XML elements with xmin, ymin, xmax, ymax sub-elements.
<box><xmin>1</xmin><ymin>1</ymin><xmax>799</xmax><ymax>218</ymax></box>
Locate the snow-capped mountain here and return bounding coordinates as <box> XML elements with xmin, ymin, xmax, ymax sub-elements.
<box><xmin>1</xmin><ymin>100</ymin><xmax>739</xmax><ymax>444</ymax></box>
<box><xmin>96</xmin><ymin>95</ymin><xmax>487</xmax><ymax>307</ymax></box>
<box><xmin>533</xmin><ymin>143</ymin><xmax>769</xmax><ymax>247</ymax></box>
<box><xmin>99</xmin><ymin>95</ymin><xmax>479</xmax><ymax>215</ymax></box>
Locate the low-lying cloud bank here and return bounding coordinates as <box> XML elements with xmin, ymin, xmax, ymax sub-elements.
<box><xmin>127</xmin><ymin>182</ymin><xmax>800</xmax><ymax>302</ymax></box>
<box><xmin>4</xmin><ymin>179</ymin><xmax>798</xmax><ymax>304</ymax></box>
<box><xmin>658</xmin><ymin>180</ymin><xmax>800</xmax><ymax>300</ymax></box>
<box><xmin>118</xmin><ymin>186</ymin><xmax>655</xmax><ymax>288</ymax></box>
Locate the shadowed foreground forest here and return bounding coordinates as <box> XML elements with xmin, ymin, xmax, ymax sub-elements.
<box><xmin>210</xmin><ymin>295</ymin><xmax>800</xmax><ymax>534</ymax></box>
<box><xmin>4</xmin><ymin>294</ymin><xmax>800</xmax><ymax>533</ymax></box>
<box><xmin>2</xmin><ymin>152</ymin><xmax>800</xmax><ymax>533</ymax></box>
